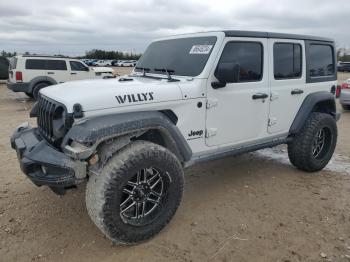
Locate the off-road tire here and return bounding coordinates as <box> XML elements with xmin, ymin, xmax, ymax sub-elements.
<box><xmin>33</xmin><ymin>82</ymin><xmax>50</xmax><ymax>100</ymax></box>
<box><xmin>288</xmin><ymin>112</ymin><xmax>337</xmax><ymax>172</ymax></box>
<box><xmin>342</xmin><ymin>104</ymin><xmax>350</xmax><ymax>111</ymax></box>
<box><xmin>86</xmin><ymin>140</ymin><xmax>184</xmax><ymax>244</ymax></box>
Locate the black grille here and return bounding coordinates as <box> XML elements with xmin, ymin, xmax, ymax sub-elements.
<box><xmin>37</xmin><ymin>95</ymin><xmax>59</xmax><ymax>143</ymax></box>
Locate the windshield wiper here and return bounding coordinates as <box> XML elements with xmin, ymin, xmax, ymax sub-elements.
<box><xmin>154</xmin><ymin>68</ymin><xmax>179</xmax><ymax>82</ymax></box>
<box><xmin>135</xmin><ymin>67</ymin><xmax>151</xmax><ymax>76</ymax></box>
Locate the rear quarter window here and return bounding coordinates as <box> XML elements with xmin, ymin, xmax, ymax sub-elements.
<box><xmin>25</xmin><ymin>59</ymin><xmax>46</xmax><ymax>70</ymax></box>
<box><xmin>306</xmin><ymin>42</ymin><xmax>336</xmax><ymax>83</ymax></box>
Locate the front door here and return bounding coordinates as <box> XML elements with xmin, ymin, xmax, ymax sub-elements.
<box><xmin>205</xmin><ymin>38</ymin><xmax>270</xmax><ymax>147</ymax></box>
<box><xmin>69</xmin><ymin>61</ymin><xmax>92</xmax><ymax>81</ymax></box>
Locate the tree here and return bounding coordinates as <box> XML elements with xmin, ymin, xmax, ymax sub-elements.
<box><xmin>84</xmin><ymin>49</ymin><xmax>142</xmax><ymax>60</ymax></box>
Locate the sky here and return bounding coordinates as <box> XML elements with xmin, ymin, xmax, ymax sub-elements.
<box><xmin>0</xmin><ymin>0</ymin><xmax>349</xmax><ymax>56</ymax></box>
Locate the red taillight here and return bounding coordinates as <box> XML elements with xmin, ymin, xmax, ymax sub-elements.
<box><xmin>15</xmin><ymin>71</ymin><xmax>23</xmax><ymax>82</ymax></box>
<box><xmin>336</xmin><ymin>85</ymin><xmax>341</xmax><ymax>98</ymax></box>
<box><xmin>341</xmin><ymin>82</ymin><xmax>349</xmax><ymax>89</ymax></box>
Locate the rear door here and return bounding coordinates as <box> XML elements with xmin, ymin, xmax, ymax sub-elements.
<box><xmin>205</xmin><ymin>38</ymin><xmax>270</xmax><ymax>147</ymax></box>
<box><xmin>45</xmin><ymin>59</ymin><xmax>69</xmax><ymax>83</ymax></box>
<box><xmin>268</xmin><ymin>39</ymin><xmax>306</xmax><ymax>134</ymax></box>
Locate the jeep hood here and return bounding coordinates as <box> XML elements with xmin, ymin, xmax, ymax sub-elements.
<box><xmin>40</xmin><ymin>77</ymin><xmax>183</xmax><ymax>113</ymax></box>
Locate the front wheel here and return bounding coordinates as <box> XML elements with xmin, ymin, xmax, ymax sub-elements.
<box><xmin>86</xmin><ymin>140</ymin><xmax>184</xmax><ymax>244</ymax></box>
<box><xmin>288</xmin><ymin>113</ymin><xmax>337</xmax><ymax>172</ymax></box>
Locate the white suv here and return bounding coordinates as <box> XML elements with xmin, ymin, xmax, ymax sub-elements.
<box><xmin>7</xmin><ymin>55</ymin><xmax>114</xmax><ymax>99</ymax></box>
<box><xmin>11</xmin><ymin>31</ymin><xmax>340</xmax><ymax>244</ymax></box>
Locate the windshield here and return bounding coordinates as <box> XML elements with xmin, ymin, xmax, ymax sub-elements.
<box><xmin>135</xmin><ymin>36</ymin><xmax>217</xmax><ymax>77</ymax></box>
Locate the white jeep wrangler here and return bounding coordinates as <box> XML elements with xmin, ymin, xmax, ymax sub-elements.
<box><xmin>7</xmin><ymin>55</ymin><xmax>114</xmax><ymax>99</ymax></box>
<box><xmin>11</xmin><ymin>31</ymin><xmax>340</xmax><ymax>244</ymax></box>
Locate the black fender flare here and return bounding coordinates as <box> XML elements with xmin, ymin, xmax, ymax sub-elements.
<box><xmin>289</xmin><ymin>91</ymin><xmax>337</xmax><ymax>135</ymax></box>
<box><xmin>62</xmin><ymin>111</ymin><xmax>192</xmax><ymax>162</ymax></box>
<box><xmin>29</xmin><ymin>76</ymin><xmax>57</xmax><ymax>93</ymax></box>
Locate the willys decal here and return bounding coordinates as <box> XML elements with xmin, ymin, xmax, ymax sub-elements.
<box><xmin>116</xmin><ymin>92</ymin><xmax>154</xmax><ymax>104</ymax></box>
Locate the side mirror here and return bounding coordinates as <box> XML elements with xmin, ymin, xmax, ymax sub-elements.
<box><xmin>85</xmin><ymin>67</ymin><xmax>90</xmax><ymax>72</ymax></box>
<box><xmin>212</xmin><ymin>62</ymin><xmax>240</xmax><ymax>88</ymax></box>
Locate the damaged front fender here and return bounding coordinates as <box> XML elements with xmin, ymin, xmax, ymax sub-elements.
<box><xmin>61</xmin><ymin>111</ymin><xmax>192</xmax><ymax>163</ymax></box>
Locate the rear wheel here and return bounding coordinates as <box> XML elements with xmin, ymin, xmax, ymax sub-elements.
<box><xmin>33</xmin><ymin>82</ymin><xmax>50</xmax><ymax>100</ymax></box>
<box><xmin>86</xmin><ymin>140</ymin><xmax>184</xmax><ymax>244</ymax></box>
<box><xmin>288</xmin><ymin>112</ymin><xmax>337</xmax><ymax>172</ymax></box>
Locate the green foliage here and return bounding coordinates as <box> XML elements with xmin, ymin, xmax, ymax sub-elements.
<box><xmin>1</xmin><ymin>50</ymin><xmax>17</xmax><ymax>57</ymax></box>
<box><xmin>337</xmin><ymin>48</ymin><xmax>350</xmax><ymax>62</ymax></box>
<box><xmin>338</xmin><ymin>55</ymin><xmax>350</xmax><ymax>62</ymax></box>
<box><xmin>83</xmin><ymin>49</ymin><xmax>142</xmax><ymax>60</ymax></box>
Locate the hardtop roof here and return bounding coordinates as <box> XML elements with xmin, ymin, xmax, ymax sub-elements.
<box><xmin>223</xmin><ymin>30</ymin><xmax>333</xmax><ymax>42</ymax></box>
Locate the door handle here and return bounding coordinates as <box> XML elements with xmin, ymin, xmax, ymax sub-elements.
<box><xmin>71</xmin><ymin>72</ymin><xmax>77</xmax><ymax>75</ymax></box>
<box><xmin>291</xmin><ymin>89</ymin><xmax>304</xmax><ymax>95</ymax></box>
<box><xmin>47</xmin><ymin>72</ymin><xmax>54</xmax><ymax>75</ymax></box>
<box><xmin>252</xmin><ymin>93</ymin><xmax>268</xmax><ymax>100</ymax></box>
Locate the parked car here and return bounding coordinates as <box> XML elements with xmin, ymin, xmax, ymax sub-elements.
<box><xmin>10</xmin><ymin>31</ymin><xmax>340</xmax><ymax>244</ymax></box>
<box><xmin>0</xmin><ymin>56</ymin><xmax>9</xmax><ymax>80</ymax></box>
<box><xmin>339</xmin><ymin>78</ymin><xmax>350</xmax><ymax>110</ymax></box>
<box><xmin>111</xmin><ymin>60</ymin><xmax>120</xmax><ymax>66</ymax></box>
<box><xmin>338</xmin><ymin>62</ymin><xmax>350</xmax><ymax>72</ymax></box>
<box><xmin>7</xmin><ymin>55</ymin><xmax>114</xmax><ymax>99</ymax></box>
<box><xmin>94</xmin><ymin>60</ymin><xmax>112</xmax><ymax>66</ymax></box>
<box><xmin>119</xmin><ymin>60</ymin><xmax>135</xmax><ymax>67</ymax></box>
<box><xmin>85</xmin><ymin>59</ymin><xmax>97</xmax><ymax>66</ymax></box>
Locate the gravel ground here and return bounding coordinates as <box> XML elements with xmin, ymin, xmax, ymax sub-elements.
<box><xmin>1</xmin><ymin>71</ymin><xmax>350</xmax><ymax>262</ymax></box>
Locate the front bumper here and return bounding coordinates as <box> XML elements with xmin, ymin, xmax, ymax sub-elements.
<box><xmin>7</xmin><ymin>81</ymin><xmax>30</xmax><ymax>92</ymax></box>
<box><xmin>10</xmin><ymin>123</ymin><xmax>86</xmax><ymax>194</ymax></box>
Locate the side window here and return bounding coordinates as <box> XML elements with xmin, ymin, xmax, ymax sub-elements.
<box><xmin>46</xmin><ymin>60</ymin><xmax>67</xmax><ymax>70</ymax></box>
<box><xmin>25</xmin><ymin>59</ymin><xmax>46</xmax><ymax>70</ymax></box>
<box><xmin>216</xmin><ymin>42</ymin><xmax>263</xmax><ymax>83</ymax></box>
<box><xmin>274</xmin><ymin>43</ymin><xmax>302</xmax><ymax>79</ymax></box>
<box><xmin>70</xmin><ymin>61</ymin><xmax>88</xmax><ymax>71</ymax></box>
<box><xmin>25</xmin><ymin>59</ymin><xmax>67</xmax><ymax>70</ymax></box>
<box><xmin>308</xmin><ymin>44</ymin><xmax>334</xmax><ymax>77</ymax></box>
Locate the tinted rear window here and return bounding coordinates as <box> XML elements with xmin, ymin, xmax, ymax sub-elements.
<box><xmin>274</xmin><ymin>43</ymin><xmax>302</xmax><ymax>79</ymax></box>
<box><xmin>308</xmin><ymin>44</ymin><xmax>334</xmax><ymax>77</ymax></box>
<box><xmin>46</xmin><ymin>60</ymin><xmax>67</xmax><ymax>70</ymax></box>
<box><xmin>25</xmin><ymin>59</ymin><xmax>67</xmax><ymax>70</ymax></box>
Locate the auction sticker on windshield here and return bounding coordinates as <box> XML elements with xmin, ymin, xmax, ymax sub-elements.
<box><xmin>189</xmin><ymin>45</ymin><xmax>213</xmax><ymax>54</ymax></box>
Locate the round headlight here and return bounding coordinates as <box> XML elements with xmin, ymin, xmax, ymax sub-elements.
<box><xmin>52</xmin><ymin>106</ymin><xmax>66</xmax><ymax>138</ymax></box>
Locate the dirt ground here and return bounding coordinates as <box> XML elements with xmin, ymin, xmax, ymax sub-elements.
<box><xmin>1</xmin><ymin>71</ymin><xmax>350</xmax><ymax>262</ymax></box>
